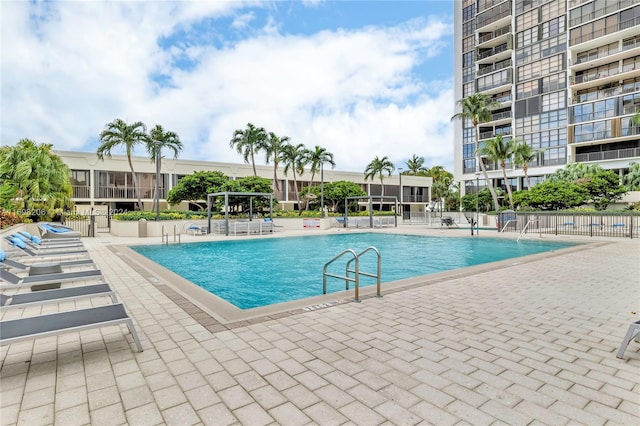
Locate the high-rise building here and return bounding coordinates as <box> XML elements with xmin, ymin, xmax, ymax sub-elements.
<box><xmin>453</xmin><ymin>0</ymin><xmax>640</xmax><ymax>197</ymax></box>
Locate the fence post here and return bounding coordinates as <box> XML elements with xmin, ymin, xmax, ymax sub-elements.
<box><xmin>89</xmin><ymin>215</ymin><xmax>95</xmax><ymax>237</ymax></box>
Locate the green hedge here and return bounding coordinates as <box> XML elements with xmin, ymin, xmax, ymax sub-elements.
<box><xmin>113</xmin><ymin>211</ymin><xmax>210</xmax><ymax>221</ymax></box>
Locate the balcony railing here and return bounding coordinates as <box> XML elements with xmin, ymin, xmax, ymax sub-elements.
<box><xmin>478</xmin><ymin>25</ymin><xmax>511</xmax><ymax>44</ymax></box>
<box><xmin>574</xmin><ymin>130</ymin><xmax>612</xmax><ymax>143</ymax></box>
<box><xmin>490</xmin><ymin>110</ymin><xmax>512</xmax><ymax>121</ymax></box>
<box><xmin>575</xmin><ymin>147</ymin><xmax>640</xmax><ymax>163</ymax></box>
<box><xmin>477</xmin><ymin>69</ymin><xmax>512</xmax><ymax>91</ymax></box>
<box><xmin>477</xmin><ymin>59</ymin><xmax>512</xmax><ymax>76</ymax></box>
<box><xmin>477</xmin><ymin>43</ymin><xmax>509</xmax><ymax>60</ymax></box>
<box><xmin>480</xmin><ymin>127</ymin><xmax>512</xmax><ymax>139</ymax></box>
<box><xmin>575</xmin><ymin>39</ymin><xmax>640</xmax><ymax>66</ymax></box>
<box><xmin>72</xmin><ymin>185</ymin><xmax>90</xmax><ymax>198</ymax></box>
<box><xmin>573</xmin><ymin>61</ymin><xmax>637</xmax><ymax>84</ymax></box>
<box><xmin>97</xmin><ymin>186</ymin><xmax>166</xmax><ymax>199</ymax></box>
<box><xmin>573</xmin><ymin>80</ymin><xmax>640</xmax><ymax>104</ymax></box>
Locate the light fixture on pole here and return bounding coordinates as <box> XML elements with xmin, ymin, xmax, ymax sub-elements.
<box><xmin>398</xmin><ymin>167</ymin><xmax>403</xmax><ymax>218</ymax></box>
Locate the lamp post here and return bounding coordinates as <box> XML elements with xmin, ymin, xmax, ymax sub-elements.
<box><xmin>475</xmin><ymin>172</ymin><xmax>480</xmax><ymax>236</ymax></box>
<box><xmin>398</xmin><ymin>167</ymin><xmax>403</xmax><ymax>218</ymax></box>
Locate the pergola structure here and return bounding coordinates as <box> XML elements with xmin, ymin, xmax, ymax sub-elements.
<box><xmin>343</xmin><ymin>196</ymin><xmax>398</xmax><ymax>228</ymax></box>
<box><xmin>206</xmin><ymin>192</ymin><xmax>274</xmax><ymax>236</ymax></box>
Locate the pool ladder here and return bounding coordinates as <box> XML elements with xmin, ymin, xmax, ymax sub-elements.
<box><xmin>161</xmin><ymin>224</ymin><xmax>181</xmax><ymax>245</ymax></box>
<box><xmin>323</xmin><ymin>246</ymin><xmax>381</xmax><ymax>302</ymax></box>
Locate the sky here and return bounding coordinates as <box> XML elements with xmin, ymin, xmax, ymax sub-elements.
<box><xmin>1</xmin><ymin>0</ymin><xmax>455</xmax><ymax>173</ymax></box>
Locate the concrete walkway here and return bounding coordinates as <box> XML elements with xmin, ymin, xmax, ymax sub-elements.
<box><xmin>1</xmin><ymin>229</ymin><xmax>639</xmax><ymax>425</ymax></box>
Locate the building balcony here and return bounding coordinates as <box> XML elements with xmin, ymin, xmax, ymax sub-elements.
<box><xmin>477</xmin><ymin>68</ymin><xmax>512</xmax><ymax>94</ymax></box>
<box><xmin>568</xmin><ymin>0</ymin><xmax>640</xmax><ymax>28</ymax></box>
<box><xmin>477</xmin><ymin>59</ymin><xmax>512</xmax><ymax>77</ymax></box>
<box><xmin>575</xmin><ymin>147</ymin><xmax>640</xmax><ymax>163</ymax></box>
<box><xmin>572</xmin><ymin>38</ymin><xmax>640</xmax><ymax>70</ymax></box>
<box><xmin>96</xmin><ymin>186</ymin><xmax>167</xmax><ymax>199</ymax></box>
<box><xmin>571</xmin><ymin>66</ymin><xmax>640</xmax><ymax>91</ymax></box>
<box><xmin>479</xmin><ymin>127</ymin><xmax>512</xmax><ymax>140</ymax></box>
<box><xmin>571</xmin><ymin>123</ymin><xmax>640</xmax><ymax>144</ymax></box>
<box><xmin>483</xmin><ymin>110</ymin><xmax>512</xmax><ymax>126</ymax></box>
<box><xmin>570</xmin><ymin>16</ymin><xmax>640</xmax><ymax>48</ymax></box>
<box><xmin>476</xmin><ymin>1</ymin><xmax>512</xmax><ymax>32</ymax></box>
<box><xmin>72</xmin><ymin>185</ymin><xmax>91</xmax><ymax>199</ymax></box>
<box><xmin>477</xmin><ymin>25</ymin><xmax>511</xmax><ymax>48</ymax></box>
<box><xmin>476</xmin><ymin>44</ymin><xmax>512</xmax><ymax>65</ymax></box>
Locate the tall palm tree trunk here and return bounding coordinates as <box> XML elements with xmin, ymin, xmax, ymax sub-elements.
<box><xmin>379</xmin><ymin>177</ymin><xmax>384</xmax><ymax>210</ymax></box>
<box><xmin>273</xmin><ymin>163</ymin><xmax>280</xmax><ymax>193</ymax></box>
<box><xmin>292</xmin><ymin>172</ymin><xmax>301</xmax><ymax>214</ymax></box>
<box><xmin>251</xmin><ymin>152</ymin><xmax>257</xmax><ymax>176</ymax></box>
<box><xmin>523</xmin><ymin>164</ymin><xmax>531</xmax><ymax>190</ymax></box>
<box><xmin>500</xmin><ymin>160</ymin><xmax>514</xmax><ymax>208</ymax></box>
<box><xmin>474</xmin><ymin>124</ymin><xmax>500</xmax><ymax>211</ymax></box>
<box><xmin>127</xmin><ymin>155</ymin><xmax>144</xmax><ymax>211</ymax></box>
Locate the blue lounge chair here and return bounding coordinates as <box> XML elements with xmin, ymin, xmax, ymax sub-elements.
<box><xmin>6</xmin><ymin>236</ymin><xmax>89</xmax><ymax>258</ymax></box>
<box><xmin>38</xmin><ymin>223</ymin><xmax>82</xmax><ymax>239</ymax></box>
<box><xmin>10</xmin><ymin>233</ymin><xmax>84</xmax><ymax>250</ymax></box>
<box><xmin>0</xmin><ymin>249</ymin><xmax>94</xmax><ymax>271</ymax></box>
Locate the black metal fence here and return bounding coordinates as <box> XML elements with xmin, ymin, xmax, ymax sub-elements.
<box><xmin>497</xmin><ymin>211</ymin><xmax>638</xmax><ymax>239</ymax></box>
<box><xmin>60</xmin><ymin>211</ymin><xmax>113</xmax><ymax>237</ymax></box>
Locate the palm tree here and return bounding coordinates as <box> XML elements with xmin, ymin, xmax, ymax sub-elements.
<box><xmin>307</xmin><ymin>146</ymin><xmax>335</xmax><ymax>211</ymax></box>
<box><xmin>146</xmin><ymin>125</ymin><xmax>183</xmax><ymax>220</ymax></box>
<box><xmin>0</xmin><ymin>139</ymin><xmax>72</xmax><ymax>212</ymax></box>
<box><xmin>405</xmin><ymin>154</ymin><xmax>425</xmax><ymax>175</ymax></box>
<box><xmin>97</xmin><ymin>119</ymin><xmax>147</xmax><ymax>210</ymax></box>
<box><xmin>280</xmin><ymin>143</ymin><xmax>308</xmax><ymax>212</ymax></box>
<box><xmin>451</xmin><ymin>93</ymin><xmax>501</xmax><ymax>210</ymax></box>
<box><xmin>264</xmin><ymin>132</ymin><xmax>290</xmax><ymax>195</ymax></box>
<box><xmin>623</xmin><ymin>162</ymin><xmax>640</xmax><ymax>190</ymax></box>
<box><xmin>426</xmin><ymin>166</ymin><xmax>453</xmax><ymax>186</ymax></box>
<box><xmin>229</xmin><ymin>123</ymin><xmax>267</xmax><ymax>176</ymax></box>
<box><xmin>480</xmin><ymin>135</ymin><xmax>515</xmax><ymax>209</ymax></box>
<box><xmin>364</xmin><ymin>156</ymin><xmax>395</xmax><ymax>210</ymax></box>
<box><xmin>512</xmin><ymin>141</ymin><xmax>541</xmax><ymax>190</ymax></box>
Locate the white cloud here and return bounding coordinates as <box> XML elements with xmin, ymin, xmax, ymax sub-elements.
<box><xmin>1</xmin><ymin>1</ymin><xmax>454</xmax><ymax>173</ymax></box>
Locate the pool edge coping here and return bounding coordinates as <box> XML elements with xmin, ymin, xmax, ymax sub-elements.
<box><xmin>108</xmin><ymin>233</ymin><xmax>610</xmax><ymax>330</ymax></box>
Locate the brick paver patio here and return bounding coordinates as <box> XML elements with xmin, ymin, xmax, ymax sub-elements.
<box><xmin>1</xmin><ymin>228</ymin><xmax>639</xmax><ymax>425</ymax></box>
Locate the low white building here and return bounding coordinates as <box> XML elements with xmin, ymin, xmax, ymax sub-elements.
<box><xmin>57</xmin><ymin>150</ymin><xmax>433</xmax><ymax>215</ymax></box>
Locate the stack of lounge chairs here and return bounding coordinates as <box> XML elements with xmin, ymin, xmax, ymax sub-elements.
<box><xmin>0</xmin><ymin>229</ymin><xmax>143</xmax><ymax>353</ymax></box>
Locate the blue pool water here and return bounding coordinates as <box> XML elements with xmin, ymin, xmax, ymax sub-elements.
<box><xmin>131</xmin><ymin>233</ymin><xmax>575</xmax><ymax>309</ymax></box>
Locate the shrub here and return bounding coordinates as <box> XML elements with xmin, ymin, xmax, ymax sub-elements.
<box><xmin>113</xmin><ymin>211</ymin><xmax>209</xmax><ymax>221</ymax></box>
<box><xmin>0</xmin><ymin>210</ymin><xmax>25</xmax><ymax>229</ymax></box>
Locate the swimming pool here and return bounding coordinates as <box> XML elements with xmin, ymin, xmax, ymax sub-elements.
<box><xmin>131</xmin><ymin>233</ymin><xmax>576</xmax><ymax>310</ymax></box>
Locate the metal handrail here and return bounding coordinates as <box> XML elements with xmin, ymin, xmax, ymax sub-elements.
<box><xmin>323</xmin><ymin>247</ymin><xmax>382</xmax><ymax>302</ymax></box>
<box><xmin>173</xmin><ymin>224</ymin><xmax>181</xmax><ymax>243</ymax></box>
<box><xmin>323</xmin><ymin>249</ymin><xmax>359</xmax><ymax>301</ymax></box>
<box><xmin>500</xmin><ymin>219</ymin><xmax>517</xmax><ymax>233</ymax></box>
<box><xmin>161</xmin><ymin>225</ymin><xmax>169</xmax><ymax>245</ymax></box>
<box><xmin>346</xmin><ymin>247</ymin><xmax>382</xmax><ymax>299</ymax></box>
<box><xmin>517</xmin><ymin>220</ymin><xmax>539</xmax><ymax>242</ymax></box>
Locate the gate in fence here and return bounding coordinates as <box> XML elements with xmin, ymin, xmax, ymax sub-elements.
<box><xmin>61</xmin><ymin>210</ymin><xmax>113</xmax><ymax>237</ymax></box>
